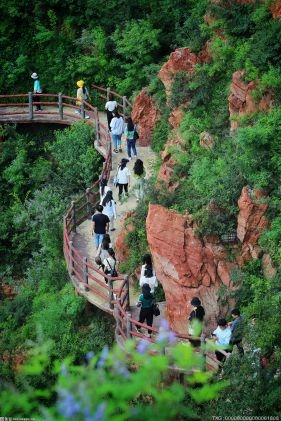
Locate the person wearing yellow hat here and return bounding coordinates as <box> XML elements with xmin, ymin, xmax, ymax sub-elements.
<box><xmin>76</xmin><ymin>80</ymin><xmax>91</xmax><ymax>118</ymax></box>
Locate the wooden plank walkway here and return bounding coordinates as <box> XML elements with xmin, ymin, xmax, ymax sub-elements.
<box><xmin>71</xmin><ymin>111</ymin><xmax>167</xmax><ymax>328</ymax></box>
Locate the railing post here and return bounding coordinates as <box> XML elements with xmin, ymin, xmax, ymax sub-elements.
<box><xmin>69</xmin><ymin>241</ymin><xmax>74</xmax><ymax>275</ymax></box>
<box><xmin>106</xmin><ymin>87</ymin><xmax>111</xmax><ymax>101</ymax></box>
<box><xmin>108</xmin><ymin>278</ymin><xmax>114</xmax><ymax>310</ymax></box>
<box><xmin>71</xmin><ymin>201</ymin><xmax>77</xmax><ymax>233</ymax></box>
<box><xmin>124</xmin><ymin>275</ymin><xmax>130</xmax><ymax>308</ymax></box>
<box><xmin>58</xmin><ymin>92</ymin><xmax>63</xmax><ymax>119</ymax></box>
<box><xmin>122</xmin><ymin>96</ymin><xmax>127</xmax><ymax>117</ymax></box>
<box><xmin>126</xmin><ymin>311</ymin><xmax>132</xmax><ymax>339</ymax></box>
<box><xmin>95</xmin><ymin>107</ymin><xmax>100</xmax><ymax>144</ymax></box>
<box><xmin>83</xmin><ymin>257</ymin><xmax>89</xmax><ymax>292</ymax></box>
<box><xmin>28</xmin><ymin>92</ymin><xmax>33</xmax><ymax>120</ymax></box>
<box><xmin>115</xmin><ymin>297</ymin><xmax>121</xmax><ymax>336</ymax></box>
<box><xmin>86</xmin><ymin>188</ymin><xmax>92</xmax><ymax>218</ymax></box>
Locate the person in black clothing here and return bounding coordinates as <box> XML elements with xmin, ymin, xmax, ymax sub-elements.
<box><xmin>136</xmin><ymin>283</ymin><xmax>155</xmax><ymax>337</ymax></box>
<box><xmin>229</xmin><ymin>308</ymin><xmax>244</xmax><ymax>356</ymax></box>
<box><xmin>91</xmin><ymin>204</ymin><xmax>109</xmax><ymax>249</ymax></box>
<box><xmin>188</xmin><ymin>296</ymin><xmax>205</xmax><ymax>347</ymax></box>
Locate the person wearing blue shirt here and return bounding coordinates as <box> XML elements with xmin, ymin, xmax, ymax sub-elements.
<box><xmin>31</xmin><ymin>72</ymin><xmax>42</xmax><ymax>111</ymax></box>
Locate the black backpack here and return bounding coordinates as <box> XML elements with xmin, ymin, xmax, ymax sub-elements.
<box><xmin>106</xmin><ymin>259</ymin><xmax>118</xmax><ymax>278</ymax></box>
<box><xmin>144</xmin><ymin>265</ymin><xmax>153</xmax><ymax>278</ymax></box>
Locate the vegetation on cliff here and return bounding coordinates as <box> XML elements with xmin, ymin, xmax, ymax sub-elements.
<box><xmin>0</xmin><ymin>0</ymin><xmax>281</xmax><ymax>418</ymax></box>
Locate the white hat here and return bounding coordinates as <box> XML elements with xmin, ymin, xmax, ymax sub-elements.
<box><xmin>31</xmin><ymin>73</ymin><xmax>38</xmax><ymax>79</ymax></box>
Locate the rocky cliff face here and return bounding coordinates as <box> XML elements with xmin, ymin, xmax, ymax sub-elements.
<box><xmin>228</xmin><ymin>70</ymin><xmax>272</xmax><ymax>131</ymax></box>
<box><xmin>270</xmin><ymin>0</ymin><xmax>281</xmax><ymax>18</ymax></box>
<box><xmin>145</xmin><ymin>185</ymin><xmax>268</xmax><ymax>334</ymax></box>
<box><xmin>131</xmin><ymin>88</ymin><xmax>160</xmax><ymax>146</ymax></box>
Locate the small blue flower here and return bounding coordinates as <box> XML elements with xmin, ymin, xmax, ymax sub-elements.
<box><xmin>136</xmin><ymin>339</ymin><xmax>150</xmax><ymax>354</ymax></box>
<box><xmin>91</xmin><ymin>402</ymin><xmax>106</xmax><ymax>421</ymax></box>
<box><xmin>97</xmin><ymin>345</ymin><xmax>109</xmax><ymax>368</ymax></box>
<box><xmin>86</xmin><ymin>351</ymin><xmax>95</xmax><ymax>362</ymax></box>
<box><xmin>113</xmin><ymin>359</ymin><xmax>130</xmax><ymax>379</ymax></box>
<box><xmin>57</xmin><ymin>389</ymin><xmax>81</xmax><ymax>418</ymax></box>
<box><xmin>157</xmin><ymin>319</ymin><xmax>177</xmax><ymax>345</ymax></box>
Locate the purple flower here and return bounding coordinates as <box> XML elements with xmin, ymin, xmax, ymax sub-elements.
<box><xmin>57</xmin><ymin>389</ymin><xmax>81</xmax><ymax>418</ymax></box>
<box><xmin>86</xmin><ymin>351</ymin><xmax>95</xmax><ymax>362</ymax></box>
<box><xmin>113</xmin><ymin>359</ymin><xmax>130</xmax><ymax>379</ymax></box>
<box><xmin>97</xmin><ymin>345</ymin><xmax>109</xmax><ymax>368</ymax></box>
<box><xmin>157</xmin><ymin>319</ymin><xmax>177</xmax><ymax>345</ymax></box>
<box><xmin>84</xmin><ymin>403</ymin><xmax>106</xmax><ymax>421</ymax></box>
<box><xmin>136</xmin><ymin>339</ymin><xmax>150</xmax><ymax>354</ymax></box>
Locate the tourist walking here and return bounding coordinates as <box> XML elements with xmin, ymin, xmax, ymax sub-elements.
<box><xmin>103</xmin><ymin>248</ymin><xmax>118</xmax><ymax>283</ymax></box>
<box><xmin>139</xmin><ymin>253</ymin><xmax>158</xmax><ymax>294</ymax></box>
<box><xmin>229</xmin><ymin>308</ymin><xmax>244</xmax><ymax>356</ymax></box>
<box><xmin>105</xmin><ymin>93</ymin><xmax>117</xmax><ymax>131</ymax></box>
<box><xmin>125</xmin><ymin>117</ymin><xmax>138</xmax><ymax>159</ymax></box>
<box><xmin>136</xmin><ymin>283</ymin><xmax>155</xmax><ymax>338</ymax></box>
<box><xmin>31</xmin><ymin>72</ymin><xmax>42</xmax><ymax>111</ymax></box>
<box><xmin>115</xmin><ymin>158</ymin><xmax>131</xmax><ymax>201</ymax></box>
<box><xmin>188</xmin><ymin>296</ymin><xmax>205</xmax><ymax>347</ymax></box>
<box><xmin>133</xmin><ymin>159</ymin><xmax>146</xmax><ymax>201</ymax></box>
<box><xmin>110</xmin><ymin>109</ymin><xmax>124</xmax><ymax>153</ymax></box>
<box><xmin>212</xmin><ymin>318</ymin><xmax>232</xmax><ymax>363</ymax></box>
<box><xmin>102</xmin><ymin>190</ymin><xmax>117</xmax><ymax>231</ymax></box>
<box><xmin>91</xmin><ymin>204</ymin><xmax>110</xmax><ymax>249</ymax></box>
<box><xmin>95</xmin><ymin>235</ymin><xmax>111</xmax><ymax>269</ymax></box>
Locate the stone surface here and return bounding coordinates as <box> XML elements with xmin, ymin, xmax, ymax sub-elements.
<box><xmin>158</xmin><ymin>48</ymin><xmax>200</xmax><ymax>104</ymax></box>
<box><xmin>145</xmin><ymin>182</ymin><xmax>269</xmax><ymax>335</ymax></box>
<box><xmin>157</xmin><ymin>132</ymin><xmax>185</xmax><ymax>191</ymax></box>
<box><xmin>269</xmin><ymin>0</ymin><xmax>281</xmax><ymax>18</ymax></box>
<box><xmin>131</xmin><ymin>88</ymin><xmax>160</xmax><ymax>146</ymax></box>
<box><xmin>146</xmin><ymin>204</ymin><xmax>236</xmax><ymax>334</ymax></box>
<box><xmin>262</xmin><ymin>253</ymin><xmax>277</xmax><ymax>280</ymax></box>
<box><xmin>228</xmin><ymin>70</ymin><xmax>272</xmax><ymax>131</ymax></box>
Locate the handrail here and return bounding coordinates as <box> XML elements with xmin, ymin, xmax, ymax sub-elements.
<box><xmin>90</xmin><ymin>85</ymin><xmax>132</xmax><ymax>117</ymax></box>
<box><xmin>0</xmin><ymin>91</ymin><xmax>214</xmax><ymax>364</ymax></box>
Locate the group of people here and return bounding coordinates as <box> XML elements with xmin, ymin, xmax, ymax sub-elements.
<box><xmin>188</xmin><ymin>297</ymin><xmax>244</xmax><ymax>362</ymax></box>
<box><xmin>105</xmin><ymin>93</ymin><xmax>139</xmax><ymax>159</ymax></box>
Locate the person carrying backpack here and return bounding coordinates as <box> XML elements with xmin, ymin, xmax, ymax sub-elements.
<box><xmin>139</xmin><ymin>253</ymin><xmax>158</xmax><ymax>294</ymax></box>
<box><xmin>103</xmin><ymin>248</ymin><xmax>118</xmax><ymax>283</ymax></box>
<box><xmin>136</xmin><ymin>283</ymin><xmax>155</xmax><ymax>338</ymax></box>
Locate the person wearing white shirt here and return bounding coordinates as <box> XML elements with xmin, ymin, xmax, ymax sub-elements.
<box><xmin>116</xmin><ymin>158</ymin><xmax>131</xmax><ymax>201</ymax></box>
<box><xmin>105</xmin><ymin>93</ymin><xmax>118</xmax><ymax>131</ymax></box>
<box><xmin>101</xmin><ymin>190</ymin><xmax>117</xmax><ymax>231</ymax></box>
<box><xmin>212</xmin><ymin>318</ymin><xmax>232</xmax><ymax>362</ymax></box>
<box><xmin>139</xmin><ymin>253</ymin><xmax>158</xmax><ymax>294</ymax></box>
<box><xmin>110</xmin><ymin>109</ymin><xmax>124</xmax><ymax>153</ymax></box>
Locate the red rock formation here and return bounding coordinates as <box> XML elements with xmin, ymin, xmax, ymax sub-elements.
<box><xmin>228</xmin><ymin>70</ymin><xmax>272</xmax><ymax>131</ymax></box>
<box><xmin>157</xmin><ymin>132</ymin><xmax>185</xmax><ymax>191</ymax></box>
<box><xmin>115</xmin><ymin>211</ymin><xmax>135</xmax><ymax>263</ymax></box>
<box><xmin>158</xmin><ymin>48</ymin><xmax>200</xmax><ymax>104</ymax></box>
<box><xmin>0</xmin><ymin>282</ymin><xmax>17</xmax><ymax>300</ymax></box>
<box><xmin>270</xmin><ymin>0</ymin><xmax>281</xmax><ymax>18</ymax></box>
<box><xmin>146</xmin><ymin>204</ymin><xmax>234</xmax><ymax>333</ymax></box>
<box><xmin>168</xmin><ymin>107</ymin><xmax>185</xmax><ymax>129</ymax></box>
<box><xmin>237</xmin><ymin>187</ymin><xmax>268</xmax><ymax>261</ymax></box>
<box><xmin>131</xmin><ymin>88</ymin><xmax>160</xmax><ymax>146</ymax></box>
<box><xmin>145</xmin><ymin>184</ymin><xmax>269</xmax><ymax>334</ymax></box>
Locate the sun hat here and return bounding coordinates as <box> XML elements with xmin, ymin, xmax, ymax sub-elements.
<box><xmin>190</xmin><ymin>297</ymin><xmax>201</xmax><ymax>307</ymax></box>
<box><xmin>31</xmin><ymin>73</ymin><xmax>38</xmax><ymax>79</ymax></box>
<box><xmin>77</xmin><ymin>80</ymin><xmax>84</xmax><ymax>88</ymax></box>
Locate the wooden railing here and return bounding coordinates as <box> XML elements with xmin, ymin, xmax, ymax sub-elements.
<box><xmin>91</xmin><ymin>85</ymin><xmax>132</xmax><ymax>117</ymax></box>
<box><xmin>0</xmin><ymin>92</ymin><xmax>220</xmax><ymax>368</ymax></box>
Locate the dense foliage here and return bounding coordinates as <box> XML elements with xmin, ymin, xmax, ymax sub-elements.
<box><xmin>1</xmin><ymin>0</ymin><xmax>281</xmax><ymax>418</ymax></box>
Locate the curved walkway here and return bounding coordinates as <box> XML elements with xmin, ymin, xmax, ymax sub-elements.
<box><xmin>72</xmin><ymin>111</ymin><xmax>165</xmax><ymax>325</ymax></box>
<box><xmin>0</xmin><ymin>93</ymin><xmax>220</xmax><ymax>368</ymax></box>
